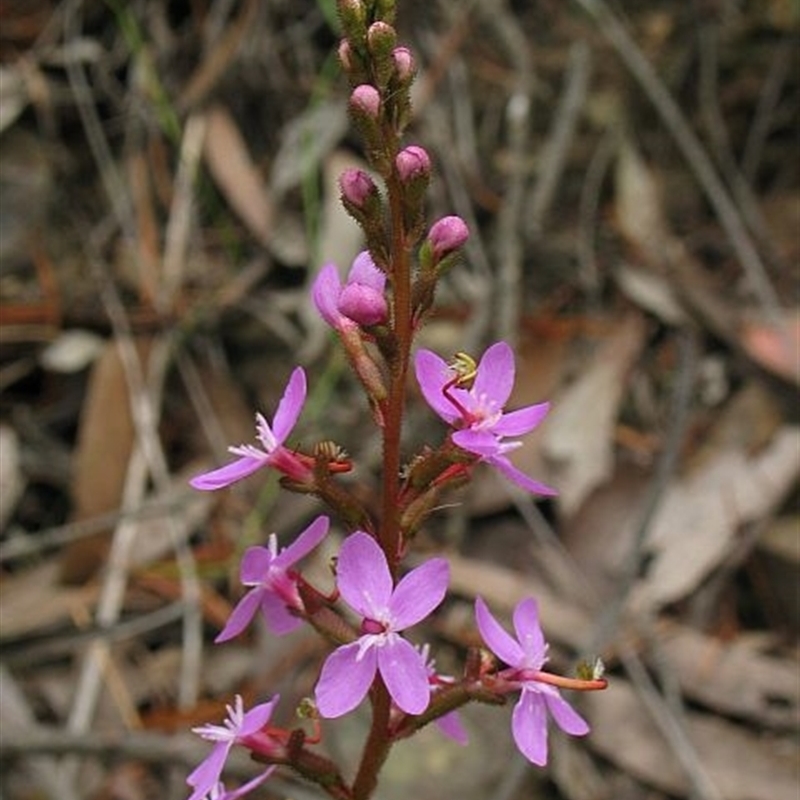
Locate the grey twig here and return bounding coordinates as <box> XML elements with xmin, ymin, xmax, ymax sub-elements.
<box><xmin>528</xmin><ymin>40</ymin><xmax>592</xmax><ymax>239</ymax></box>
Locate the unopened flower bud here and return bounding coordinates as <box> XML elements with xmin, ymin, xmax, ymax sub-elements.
<box><xmin>428</xmin><ymin>215</ymin><xmax>470</xmax><ymax>259</ymax></box>
<box><xmin>340</xmin><ymin>168</ymin><xmax>377</xmax><ymax>209</ymax></box>
<box><xmin>367</xmin><ymin>21</ymin><xmax>397</xmax><ymax>59</ymax></box>
<box><xmin>392</xmin><ymin>47</ymin><xmax>415</xmax><ymax>83</ymax></box>
<box><xmin>338</xmin><ymin>282</ymin><xmax>388</xmax><ymax>327</ymax></box>
<box><xmin>395</xmin><ymin>145</ymin><xmax>430</xmax><ymax>183</ymax></box>
<box><xmin>337</xmin><ymin>0</ymin><xmax>367</xmax><ymax>42</ymax></box>
<box><xmin>373</xmin><ymin>0</ymin><xmax>396</xmax><ymax>24</ymax></box>
<box><xmin>349</xmin><ymin>84</ymin><xmax>381</xmax><ymax>119</ymax></box>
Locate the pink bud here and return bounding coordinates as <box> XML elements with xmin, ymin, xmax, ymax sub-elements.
<box><xmin>392</xmin><ymin>47</ymin><xmax>415</xmax><ymax>82</ymax></box>
<box><xmin>350</xmin><ymin>84</ymin><xmax>381</xmax><ymax>119</ymax></box>
<box><xmin>338</xmin><ymin>283</ymin><xmax>388</xmax><ymax>326</ymax></box>
<box><xmin>340</xmin><ymin>168</ymin><xmax>376</xmax><ymax>208</ymax></box>
<box><xmin>395</xmin><ymin>145</ymin><xmax>430</xmax><ymax>182</ymax></box>
<box><xmin>428</xmin><ymin>216</ymin><xmax>470</xmax><ymax>258</ymax></box>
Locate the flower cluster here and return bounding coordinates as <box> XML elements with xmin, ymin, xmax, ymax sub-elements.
<box><xmin>185</xmin><ymin>2</ymin><xmax>605</xmax><ymax>798</ymax></box>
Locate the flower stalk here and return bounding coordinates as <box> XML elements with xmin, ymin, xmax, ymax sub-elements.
<box><xmin>183</xmin><ymin>2</ymin><xmax>605</xmax><ymax>798</ymax></box>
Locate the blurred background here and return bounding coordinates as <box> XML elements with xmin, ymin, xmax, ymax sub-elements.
<box><xmin>0</xmin><ymin>1</ymin><xmax>797</xmax><ymax>799</ymax></box>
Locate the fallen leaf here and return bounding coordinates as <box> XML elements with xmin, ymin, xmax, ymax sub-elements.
<box><xmin>586</xmin><ymin>680</ymin><xmax>799</xmax><ymax>800</ymax></box>
<box><xmin>203</xmin><ymin>104</ymin><xmax>273</xmax><ymax>247</ymax></box>
<box><xmin>0</xmin><ymin>424</ymin><xmax>24</xmax><ymax>532</ymax></box>
<box><xmin>0</xmin><ymin>562</ymin><xmax>99</xmax><ymax>640</ymax></box>
<box><xmin>61</xmin><ymin>338</ymin><xmax>152</xmax><ymax>583</ymax></box>
<box><xmin>541</xmin><ymin>313</ymin><xmax>648</xmax><ymax>516</ymax></box>
<box><xmin>658</xmin><ymin>620</ymin><xmax>799</xmax><ymax>729</ymax></box>
<box><xmin>633</xmin><ymin>423</ymin><xmax>800</xmax><ymax>610</ymax></box>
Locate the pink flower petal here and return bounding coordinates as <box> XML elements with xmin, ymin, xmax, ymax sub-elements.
<box><xmin>451</xmin><ymin>428</ymin><xmax>502</xmax><ymax>457</ymax></box>
<box><xmin>240</xmin><ymin>696</ymin><xmax>280</xmax><ymax>735</ymax></box>
<box><xmin>215</xmin><ymin>588</ymin><xmax>263</xmax><ymax>643</ymax></box>
<box><xmin>544</xmin><ymin>691</ymin><xmax>589</xmax><ymax>736</ymax></box>
<box><xmin>492</xmin><ymin>402</ymin><xmax>550</xmax><ymax>437</ymax></box>
<box><xmin>189</xmin><ymin>456</ymin><xmax>265</xmax><ymax>491</ymax></box>
<box><xmin>316</xmin><ymin>642</ymin><xmax>377</xmax><ymax>718</ymax></box>
<box><xmin>512</xmin><ymin>691</ymin><xmax>548</xmax><ymax>766</ymax></box>
<box><xmin>336</xmin><ymin>532</ymin><xmax>393</xmax><ymax>618</ymax></box>
<box><xmin>218</xmin><ymin>768</ymin><xmax>276</xmax><ymax>800</ymax></box>
<box><xmin>435</xmin><ymin>710</ymin><xmax>469</xmax><ymax>745</ymax></box>
<box><xmin>473</xmin><ymin>342</ymin><xmax>515</xmax><ymax>408</ymax></box>
<box><xmin>274</xmin><ymin>516</ymin><xmax>329</xmax><ymax>568</ymax></box>
<box><xmin>259</xmin><ymin>591</ymin><xmax>301</xmax><ymax>635</ymax></box>
<box><xmin>389</xmin><ymin>558</ymin><xmax>449</xmax><ymax>629</ymax></box>
<box><xmin>512</xmin><ymin>597</ymin><xmax>547</xmax><ymax>666</ymax></box>
<box><xmin>187</xmin><ymin>741</ymin><xmax>229</xmax><ymax>800</ymax></box>
<box><xmin>487</xmin><ymin>455</ymin><xmax>558</xmax><ymax>496</ymax></box>
<box><xmin>377</xmin><ymin>637</ymin><xmax>431</xmax><ymax>714</ymax></box>
<box><xmin>414</xmin><ymin>349</ymin><xmax>460</xmax><ymax>424</ymax></box>
<box><xmin>270</xmin><ymin>367</ymin><xmax>306</xmax><ymax>444</ymax></box>
<box><xmin>312</xmin><ymin>264</ymin><xmax>345</xmax><ymax>328</ymax></box>
<box><xmin>475</xmin><ymin>597</ymin><xmax>524</xmax><ymax>667</ymax></box>
<box><xmin>239</xmin><ymin>546</ymin><xmax>273</xmax><ymax>584</ymax></box>
<box><xmin>348</xmin><ymin>251</ymin><xmax>385</xmax><ymax>291</ymax></box>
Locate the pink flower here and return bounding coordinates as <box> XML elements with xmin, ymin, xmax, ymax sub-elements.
<box><xmin>187</xmin><ymin>695</ymin><xmax>279</xmax><ymax>800</ymax></box>
<box><xmin>315</xmin><ymin>532</ymin><xmax>449</xmax><ymax>717</ymax></box>
<box><xmin>414</xmin><ymin>341</ymin><xmax>556</xmax><ymax>496</ymax></box>
<box><xmin>190</xmin><ymin>368</ymin><xmax>311</xmax><ymax>490</ymax></box>
<box><xmin>313</xmin><ymin>251</ymin><xmax>388</xmax><ymax>330</ymax></box>
<box><xmin>475</xmin><ymin>598</ymin><xmax>589</xmax><ymax>765</ymax></box>
<box><xmin>215</xmin><ymin>516</ymin><xmax>330</xmax><ymax>642</ymax></box>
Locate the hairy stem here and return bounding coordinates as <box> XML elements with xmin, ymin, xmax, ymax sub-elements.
<box><xmin>379</xmin><ymin>170</ymin><xmax>411</xmax><ymax>576</ymax></box>
<box><xmin>351</xmin><ymin>679</ymin><xmax>393</xmax><ymax>800</ymax></box>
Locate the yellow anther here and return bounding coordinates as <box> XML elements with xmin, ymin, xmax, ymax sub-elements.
<box><xmin>448</xmin><ymin>351</ymin><xmax>477</xmax><ymax>388</ymax></box>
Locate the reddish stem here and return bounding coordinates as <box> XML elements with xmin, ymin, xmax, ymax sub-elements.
<box><xmin>379</xmin><ymin>170</ymin><xmax>411</xmax><ymax>576</ymax></box>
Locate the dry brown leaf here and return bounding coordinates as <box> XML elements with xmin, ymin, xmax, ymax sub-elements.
<box><xmin>61</xmin><ymin>338</ymin><xmax>152</xmax><ymax>583</ymax></box>
<box><xmin>0</xmin><ymin>423</ymin><xmax>23</xmax><ymax>532</ymax></box>
<box><xmin>632</xmin><ymin>423</ymin><xmax>800</xmax><ymax>610</ymax></box>
<box><xmin>614</xmin><ymin>138</ymin><xmax>671</xmax><ymax>266</ymax></box>
<box><xmin>203</xmin><ymin>105</ymin><xmax>273</xmax><ymax>247</ymax></box>
<box><xmin>0</xmin><ymin>561</ymin><xmax>99</xmax><ymax>640</ymax></box>
<box><xmin>586</xmin><ymin>680</ymin><xmax>799</xmax><ymax>800</ymax></box>
<box><xmin>658</xmin><ymin>620</ymin><xmax>800</xmax><ymax>730</ymax></box>
<box><xmin>541</xmin><ymin>313</ymin><xmax>648</xmax><ymax>516</ymax></box>
<box><xmin>560</xmin><ymin>462</ymin><xmax>652</xmax><ymax>598</ymax></box>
